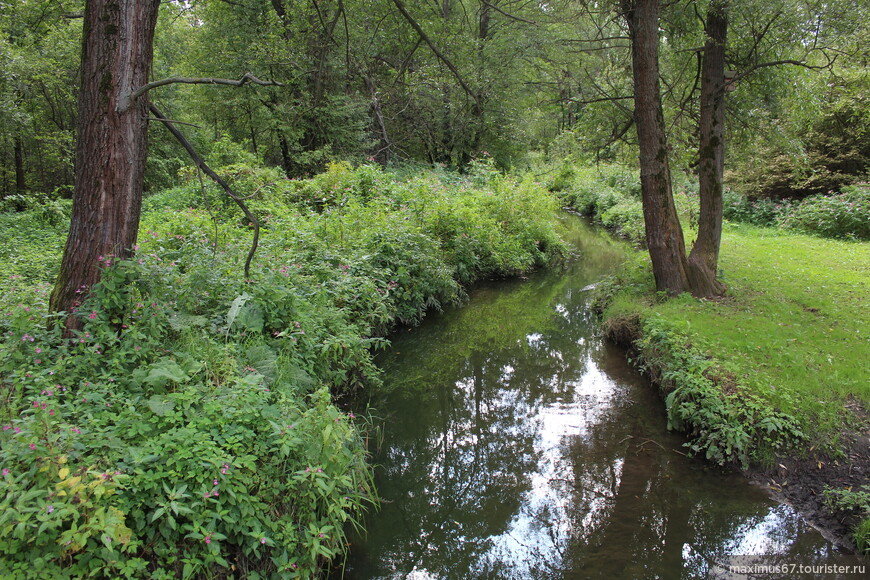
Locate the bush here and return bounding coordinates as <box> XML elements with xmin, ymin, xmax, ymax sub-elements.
<box><xmin>777</xmin><ymin>184</ymin><xmax>870</xmax><ymax>240</ymax></box>
<box><xmin>722</xmin><ymin>189</ymin><xmax>792</xmax><ymax>226</ymax></box>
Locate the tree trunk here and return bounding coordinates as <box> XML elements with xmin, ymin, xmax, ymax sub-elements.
<box><xmin>687</xmin><ymin>0</ymin><xmax>728</xmax><ymax>298</ymax></box>
<box><xmin>624</xmin><ymin>0</ymin><xmax>690</xmax><ymax>295</ymax></box>
<box><xmin>50</xmin><ymin>0</ymin><xmax>161</xmax><ymax>330</ymax></box>
<box><xmin>14</xmin><ymin>136</ymin><xmax>26</xmax><ymax>193</ymax></box>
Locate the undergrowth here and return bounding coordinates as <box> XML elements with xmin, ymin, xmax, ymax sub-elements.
<box><xmin>0</xmin><ymin>161</ymin><xmax>564</xmax><ymax>577</ymax></box>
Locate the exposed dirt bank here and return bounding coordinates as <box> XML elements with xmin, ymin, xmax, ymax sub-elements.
<box><xmin>747</xmin><ymin>407</ymin><xmax>870</xmax><ymax>553</ymax></box>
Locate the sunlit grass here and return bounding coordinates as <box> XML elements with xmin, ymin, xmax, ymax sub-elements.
<box><xmin>608</xmin><ymin>222</ymin><xmax>869</xmax><ymax>442</ymax></box>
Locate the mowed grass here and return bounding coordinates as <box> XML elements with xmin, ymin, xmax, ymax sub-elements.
<box><xmin>608</xmin><ymin>222</ymin><xmax>869</xmax><ymax>441</ymax></box>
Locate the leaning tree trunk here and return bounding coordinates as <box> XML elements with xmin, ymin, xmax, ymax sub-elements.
<box><xmin>624</xmin><ymin>0</ymin><xmax>691</xmax><ymax>295</ymax></box>
<box><xmin>50</xmin><ymin>0</ymin><xmax>161</xmax><ymax>331</ymax></box>
<box><xmin>687</xmin><ymin>0</ymin><xmax>728</xmax><ymax>298</ymax></box>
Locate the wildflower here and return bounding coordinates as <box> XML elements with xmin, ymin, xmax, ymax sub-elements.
<box><xmin>260</xmin><ymin>537</ymin><xmax>267</xmax><ymax>544</ymax></box>
<box><xmin>47</xmin><ymin>505</ymin><xmax>54</xmax><ymax>513</ymax></box>
<box><xmin>49</xmin><ymin>409</ymin><xmax>54</xmax><ymax>416</ymax></box>
<box><xmin>29</xmin><ymin>443</ymin><xmax>36</xmax><ymax>451</ymax></box>
<box><xmin>213</xmin><ymin>479</ymin><xmax>218</xmax><ymax>486</ymax></box>
<box><xmin>89</xmin><ymin>311</ymin><xmax>97</xmax><ymax>319</ymax></box>
<box><xmin>1</xmin><ymin>468</ymin><xmax>8</xmax><ymax>476</ymax></box>
<box><xmin>35</xmin><ymin>347</ymin><xmax>41</xmax><ymax>354</ymax></box>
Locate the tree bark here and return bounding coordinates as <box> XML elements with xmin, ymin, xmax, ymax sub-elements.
<box><xmin>50</xmin><ymin>0</ymin><xmax>161</xmax><ymax>330</ymax></box>
<box><xmin>623</xmin><ymin>0</ymin><xmax>690</xmax><ymax>295</ymax></box>
<box><xmin>687</xmin><ymin>0</ymin><xmax>728</xmax><ymax>297</ymax></box>
<box><xmin>14</xmin><ymin>136</ymin><xmax>26</xmax><ymax>193</ymax></box>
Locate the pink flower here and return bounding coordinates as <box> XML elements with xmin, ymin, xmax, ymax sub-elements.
<box><xmin>260</xmin><ymin>538</ymin><xmax>267</xmax><ymax>544</ymax></box>
<box><xmin>204</xmin><ymin>535</ymin><xmax>211</xmax><ymax>544</ymax></box>
<box><xmin>2</xmin><ymin>468</ymin><xmax>9</xmax><ymax>476</ymax></box>
<box><xmin>89</xmin><ymin>311</ymin><xmax>97</xmax><ymax>319</ymax></box>
<box><xmin>29</xmin><ymin>443</ymin><xmax>36</xmax><ymax>451</ymax></box>
<box><xmin>47</xmin><ymin>505</ymin><xmax>54</xmax><ymax>513</ymax></box>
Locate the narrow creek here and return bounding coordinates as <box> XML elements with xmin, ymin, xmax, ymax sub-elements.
<box><xmin>337</xmin><ymin>215</ymin><xmax>836</xmax><ymax>579</ymax></box>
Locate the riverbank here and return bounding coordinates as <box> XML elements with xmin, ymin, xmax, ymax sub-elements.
<box><xmin>597</xmin><ymin>223</ymin><xmax>870</xmax><ymax>553</ymax></box>
<box><xmin>0</xmin><ymin>163</ymin><xmax>564</xmax><ymax>577</ymax></box>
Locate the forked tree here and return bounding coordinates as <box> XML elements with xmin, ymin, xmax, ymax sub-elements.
<box><xmin>621</xmin><ymin>0</ymin><xmax>728</xmax><ymax>298</ymax></box>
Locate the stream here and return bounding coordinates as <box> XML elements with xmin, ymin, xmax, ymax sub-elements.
<box><xmin>337</xmin><ymin>215</ymin><xmax>837</xmax><ymax>579</ymax></box>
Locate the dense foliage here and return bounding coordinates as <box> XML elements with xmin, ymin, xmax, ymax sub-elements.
<box><xmin>724</xmin><ymin>183</ymin><xmax>870</xmax><ymax>240</ymax></box>
<box><xmin>0</xmin><ymin>163</ymin><xmax>563</xmax><ymax>577</ymax></box>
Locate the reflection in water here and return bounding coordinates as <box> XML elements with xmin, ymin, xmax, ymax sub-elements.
<box><xmin>338</xmin><ymin>216</ymin><xmax>834</xmax><ymax>579</ymax></box>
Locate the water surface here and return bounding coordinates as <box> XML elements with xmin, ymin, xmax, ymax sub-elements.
<box><xmin>340</xmin><ymin>216</ymin><xmax>835</xmax><ymax>579</ymax></box>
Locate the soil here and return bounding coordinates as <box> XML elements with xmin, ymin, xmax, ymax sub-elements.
<box><xmin>746</xmin><ymin>403</ymin><xmax>870</xmax><ymax>554</ymax></box>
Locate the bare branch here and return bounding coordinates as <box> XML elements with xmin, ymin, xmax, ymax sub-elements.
<box><xmin>732</xmin><ymin>55</ymin><xmax>837</xmax><ymax>85</ymax></box>
<box><xmin>480</xmin><ymin>0</ymin><xmax>536</xmax><ymax>25</ymax></box>
<box><xmin>390</xmin><ymin>0</ymin><xmax>480</xmax><ymax>107</ymax></box>
<box><xmin>558</xmin><ymin>95</ymin><xmax>635</xmax><ymax>105</ymax></box>
<box><xmin>121</xmin><ymin>73</ymin><xmax>283</xmax><ymax>112</ymax></box>
<box><xmin>149</xmin><ymin>104</ymin><xmax>260</xmax><ymax>279</ymax></box>
<box><xmin>146</xmin><ymin>117</ymin><xmax>201</xmax><ymax>128</ymax></box>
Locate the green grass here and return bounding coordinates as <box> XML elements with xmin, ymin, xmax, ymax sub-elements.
<box><xmin>605</xmin><ymin>222</ymin><xmax>870</xmax><ymax>449</ymax></box>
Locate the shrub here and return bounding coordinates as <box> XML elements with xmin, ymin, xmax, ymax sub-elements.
<box><xmin>600</xmin><ymin>199</ymin><xmax>645</xmax><ymax>244</ymax></box>
<box><xmin>722</xmin><ymin>189</ymin><xmax>792</xmax><ymax>226</ymax></box>
<box><xmin>777</xmin><ymin>184</ymin><xmax>870</xmax><ymax>240</ymax></box>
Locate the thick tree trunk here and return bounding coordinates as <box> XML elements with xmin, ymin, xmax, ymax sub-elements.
<box><xmin>624</xmin><ymin>0</ymin><xmax>690</xmax><ymax>295</ymax></box>
<box><xmin>687</xmin><ymin>0</ymin><xmax>728</xmax><ymax>298</ymax></box>
<box><xmin>50</xmin><ymin>0</ymin><xmax>161</xmax><ymax>330</ymax></box>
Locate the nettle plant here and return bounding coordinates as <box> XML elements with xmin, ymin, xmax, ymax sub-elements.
<box><xmin>0</xmin><ymin>258</ymin><xmax>374</xmax><ymax>579</ymax></box>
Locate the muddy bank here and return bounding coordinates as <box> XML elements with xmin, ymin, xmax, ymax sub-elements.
<box><xmin>749</xmin><ymin>416</ymin><xmax>870</xmax><ymax>553</ymax></box>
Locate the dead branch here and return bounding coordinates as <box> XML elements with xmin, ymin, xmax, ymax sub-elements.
<box><xmin>149</xmin><ymin>104</ymin><xmax>260</xmax><ymax>279</ymax></box>
<box><xmin>390</xmin><ymin>0</ymin><xmax>480</xmax><ymax>107</ymax></box>
<box><xmin>121</xmin><ymin>73</ymin><xmax>283</xmax><ymax>112</ymax></box>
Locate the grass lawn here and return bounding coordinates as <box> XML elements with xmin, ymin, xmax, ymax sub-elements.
<box><xmin>605</xmin><ymin>222</ymin><xmax>870</xmax><ymax>445</ymax></box>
